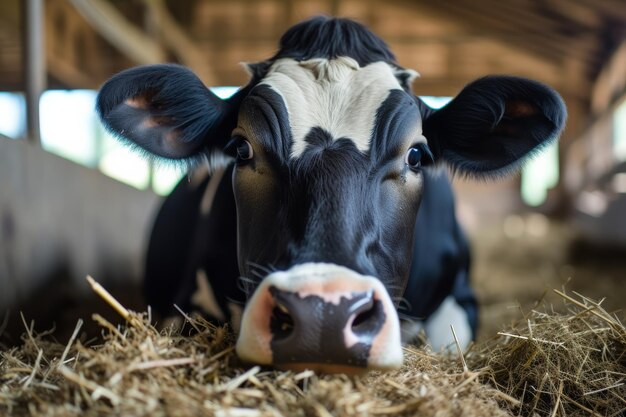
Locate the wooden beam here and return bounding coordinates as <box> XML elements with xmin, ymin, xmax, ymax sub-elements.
<box><xmin>444</xmin><ymin>0</ymin><xmax>592</xmax><ymax>63</ymax></box>
<box><xmin>403</xmin><ymin>0</ymin><xmax>566</xmax><ymax>64</ymax></box>
<box><xmin>591</xmin><ymin>40</ymin><xmax>626</xmax><ymax>115</ymax></box>
<box><xmin>330</xmin><ymin>0</ymin><xmax>341</xmax><ymax>16</ymax></box>
<box><xmin>40</xmin><ymin>0</ymin><xmax>114</xmax><ymax>88</ymax></box>
<box><xmin>0</xmin><ymin>0</ymin><xmax>20</xmax><ymax>26</ymax></box>
<box><xmin>283</xmin><ymin>0</ymin><xmax>296</xmax><ymax>27</ymax></box>
<box><xmin>67</xmin><ymin>0</ymin><xmax>166</xmax><ymax>65</ymax></box>
<box><xmin>0</xmin><ymin>15</ymin><xmax>22</xmax><ymax>91</ymax></box>
<box><xmin>47</xmin><ymin>49</ymin><xmax>98</xmax><ymax>89</ymax></box>
<box><xmin>578</xmin><ymin>0</ymin><xmax>626</xmax><ymax>21</ymax></box>
<box><xmin>469</xmin><ymin>0</ymin><xmax>598</xmax><ymax>63</ymax></box>
<box><xmin>541</xmin><ymin>0</ymin><xmax>603</xmax><ymax>30</ymax></box>
<box><xmin>141</xmin><ymin>0</ymin><xmax>216</xmax><ymax>85</ymax></box>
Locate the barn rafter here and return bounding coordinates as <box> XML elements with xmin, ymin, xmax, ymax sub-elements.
<box><xmin>2</xmin><ymin>0</ymin><xmax>625</xmax><ymax>141</ymax></box>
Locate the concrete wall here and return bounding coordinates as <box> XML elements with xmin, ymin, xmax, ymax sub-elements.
<box><xmin>0</xmin><ymin>136</ymin><xmax>162</xmax><ymax>311</ymax></box>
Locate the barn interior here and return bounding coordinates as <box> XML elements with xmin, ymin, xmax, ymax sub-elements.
<box><xmin>1</xmin><ymin>0</ymin><xmax>625</xmax><ymax>347</ymax></box>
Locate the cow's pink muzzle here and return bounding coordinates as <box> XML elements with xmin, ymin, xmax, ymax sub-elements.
<box><xmin>235</xmin><ymin>263</ymin><xmax>403</xmax><ymax>373</ymax></box>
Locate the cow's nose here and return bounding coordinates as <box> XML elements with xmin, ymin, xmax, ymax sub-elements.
<box><xmin>235</xmin><ymin>263</ymin><xmax>403</xmax><ymax>373</ymax></box>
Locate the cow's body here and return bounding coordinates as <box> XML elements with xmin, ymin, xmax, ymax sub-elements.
<box><xmin>97</xmin><ymin>17</ymin><xmax>565</xmax><ymax>372</ymax></box>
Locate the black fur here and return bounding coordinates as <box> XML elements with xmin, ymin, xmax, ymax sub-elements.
<box><xmin>272</xmin><ymin>16</ymin><xmax>396</xmax><ymax>66</ymax></box>
<box><xmin>402</xmin><ymin>172</ymin><xmax>476</xmax><ymax>331</ymax></box>
<box><xmin>231</xmin><ymin>85</ymin><xmax>293</xmax><ymax>167</ymax></box>
<box><xmin>147</xmin><ymin>167</ymin><xmax>241</xmax><ymax>319</ymax></box>
<box><xmin>97</xmin><ymin>64</ymin><xmax>250</xmax><ymax>164</ymax></box>
<box><xmin>370</xmin><ymin>89</ymin><xmax>423</xmax><ymax>164</ymax></box>
<box><xmin>144</xmin><ymin>173</ymin><xmax>210</xmax><ymax>314</ymax></box>
<box><xmin>423</xmin><ymin>75</ymin><xmax>567</xmax><ymax>178</ymax></box>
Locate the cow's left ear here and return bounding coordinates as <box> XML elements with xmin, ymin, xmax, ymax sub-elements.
<box><xmin>422</xmin><ymin>76</ymin><xmax>567</xmax><ymax>176</ymax></box>
<box><xmin>97</xmin><ymin>64</ymin><xmax>246</xmax><ymax>161</ymax></box>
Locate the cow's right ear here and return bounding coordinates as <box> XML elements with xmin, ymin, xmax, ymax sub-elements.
<box><xmin>96</xmin><ymin>64</ymin><xmax>242</xmax><ymax>161</ymax></box>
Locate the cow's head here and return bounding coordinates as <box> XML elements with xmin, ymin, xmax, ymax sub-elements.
<box><xmin>96</xmin><ymin>17</ymin><xmax>566</xmax><ymax>372</ymax></box>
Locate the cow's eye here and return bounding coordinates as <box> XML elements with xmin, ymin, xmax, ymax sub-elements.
<box><xmin>404</xmin><ymin>144</ymin><xmax>433</xmax><ymax>171</ymax></box>
<box><xmin>236</xmin><ymin>140</ymin><xmax>254</xmax><ymax>161</ymax></box>
<box><xmin>405</xmin><ymin>147</ymin><xmax>422</xmax><ymax>169</ymax></box>
<box><xmin>226</xmin><ymin>136</ymin><xmax>254</xmax><ymax>164</ymax></box>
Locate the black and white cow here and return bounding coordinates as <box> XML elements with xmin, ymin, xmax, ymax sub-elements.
<box><xmin>96</xmin><ymin>17</ymin><xmax>566</xmax><ymax>372</ymax></box>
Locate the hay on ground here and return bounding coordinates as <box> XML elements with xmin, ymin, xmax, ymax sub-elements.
<box><xmin>476</xmin><ymin>290</ymin><xmax>626</xmax><ymax>416</ymax></box>
<box><xmin>0</xmin><ymin>283</ymin><xmax>624</xmax><ymax>417</ymax></box>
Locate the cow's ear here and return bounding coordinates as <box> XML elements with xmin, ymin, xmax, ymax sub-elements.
<box><xmin>96</xmin><ymin>64</ymin><xmax>242</xmax><ymax>161</ymax></box>
<box><xmin>422</xmin><ymin>76</ymin><xmax>566</xmax><ymax>177</ymax></box>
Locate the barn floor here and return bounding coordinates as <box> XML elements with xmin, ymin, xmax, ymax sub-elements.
<box><xmin>471</xmin><ymin>215</ymin><xmax>626</xmax><ymax>341</ymax></box>
<box><xmin>1</xmin><ymin>215</ymin><xmax>625</xmax><ymax>346</ymax></box>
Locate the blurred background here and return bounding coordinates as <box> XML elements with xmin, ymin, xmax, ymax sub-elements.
<box><xmin>1</xmin><ymin>0</ymin><xmax>625</xmax><ymax>343</ymax></box>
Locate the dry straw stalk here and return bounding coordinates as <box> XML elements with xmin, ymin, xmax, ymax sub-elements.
<box><xmin>0</xmin><ymin>278</ymin><xmax>624</xmax><ymax>416</ymax></box>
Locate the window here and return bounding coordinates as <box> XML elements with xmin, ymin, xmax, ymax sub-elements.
<box><xmin>97</xmin><ymin>130</ymin><xmax>152</xmax><ymax>190</ymax></box>
<box><xmin>614</xmin><ymin>98</ymin><xmax>626</xmax><ymax>162</ymax></box>
<box><xmin>521</xmin><ymin>141</ymin><xmax>559</xmax><ymax>207</ymax></box>
<box><xmin>40</xmin><ymin>90</ymin><xmax>99</xmax><ymax>166</ymax></box>
<box><xmin>0</xmin><ymin>92</ymin><xmax>26</xmax><ymax>139</ymax></box>
<box><xmin>420</xmin><ymin>96</ymin><xmax>451</xmax><ymax>110</ymax></box>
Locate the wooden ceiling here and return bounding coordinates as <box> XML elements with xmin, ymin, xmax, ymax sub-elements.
<box><xmin>2</xmin><ymin>0</ymin><xmax>625</xmax><ymax>137</ymax></box>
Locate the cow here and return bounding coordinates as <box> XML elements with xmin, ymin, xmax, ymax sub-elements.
<box><xmin>96</xmin><ymin>16</ymin><xmax>566</xmax><ymax>373</ymax></box>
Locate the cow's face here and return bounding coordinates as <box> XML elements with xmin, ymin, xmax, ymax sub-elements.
<box><xmin>96</xmin><ymin>17</ymin><xmax>566</xmax><ymax>372</ymax></box>
<box><xmin>230</xmin><ymin>58</ymin><xmax>424</xmax><ymax>370</ymax></box>
<box><xmin>233</xmin><ymin>60</ymin><xmax>425</xmax><ymax>301</ymax></box>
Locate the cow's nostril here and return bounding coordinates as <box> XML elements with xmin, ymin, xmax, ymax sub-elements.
<box><xmin>351</xmin><ymin>297</ymin><xmax>384</xmax><ymax>338</ymax></box>
<box><xmin>270</xmin><ymin>302</ymin><xmax>294</xmax><ymax>340</ymax></box>
<box><xmin>352</xmin><ymin>305</ymin><xmax>375</xmax><ymax>327</ymax></box>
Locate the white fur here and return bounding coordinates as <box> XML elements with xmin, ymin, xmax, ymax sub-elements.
<box><xmin>400</xmin><ymin>319</ymin><xmax>424</xmax><ymax>344</ymax></box>
<box><xmin>200</xmin><ymin>166</ymin><xmax>225</xmax><ymax>216</ymax></box>
<box><xmin>191</xmin><ymin>269</ymin><xmax>225</xmax><ymax>321</ymax></box>
<box><xmin>424</xmin><ymin>296</ymin><xmax>472</xmax><ymax>352</ymax></box>
<box><xmin>228</xmin><ymin>302</ymin><xmax>244</xmax><ymax>333</ymax></box>
<box><xmin>260</xmin><ymin>57</ymin><xmax>404</xmax><ymax>158</ymax></box>
<box><xmin>188</xmin><ymin>165</ymin><xmax>210</xmax><ymax>189</ymax></box>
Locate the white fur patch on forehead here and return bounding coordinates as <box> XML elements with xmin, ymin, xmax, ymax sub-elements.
<box><xmin>260</xmin><ymin>57</ymin><xmax>404</xmax><ymax>158</ymax></box>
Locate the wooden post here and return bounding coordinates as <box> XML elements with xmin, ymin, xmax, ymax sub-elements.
<box><xmin>23</xmin><ymin>0</ymin><xmax>46</xmax><ymax>145</ymax></box>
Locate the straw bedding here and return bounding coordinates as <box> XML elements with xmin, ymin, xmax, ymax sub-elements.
<box><xmin>1</xmin><ymin>287</ymin><xmax>624</xmax><ymax>417</ymax></box>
